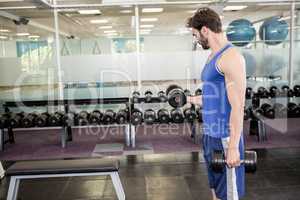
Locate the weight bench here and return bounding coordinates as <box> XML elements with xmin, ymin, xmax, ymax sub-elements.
<box><xmin>4</xmin><ymin>159</ymin><xmax>125</xmax><ymax>200</ymax></box>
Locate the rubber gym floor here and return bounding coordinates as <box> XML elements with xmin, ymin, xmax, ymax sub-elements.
<box><xmin>0</xmin><ymin>147</ymin><xmax>299</xmax><ymax>200</ymax></box>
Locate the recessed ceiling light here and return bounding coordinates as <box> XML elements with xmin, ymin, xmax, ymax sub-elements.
<box><xmin>120</xmin><ymin>10</ymin><xmax>132</xmax><ymax>14</ymax></box>
<box><xmin>106</xmin><ymin>33</ymin><xmax>118</xmax><ymax>36</ymax></box>
<box><xmin>141</xmin><ymin>18</ymin><xmax>158</xmax><ymax>22</ymax></box>
<box><xmin>28</xmin><ymin>35</ymin><xmax>40</xmax><ymax>39</ymax></box>
<box><xmin>0</xmin><ymin>6</ymin><xmax>37</xmax><ymax>10</ymax></box>
<box><xmin>0</xmin><ymin>36</ymin><xmax>8</xmax><ymax>40</ymax></box>
<box><xmin>104</xmin><ymin>30</ymin><xmax>117</xmax><ymax>33</ymax></box>
<box><xmin>223</xmin><ymin>6</ymin><xmax>247</xmax><ymax>11</ymax></box>
<box><xmin>90</xmin><ymin>19</ymin><xmax>108</xmax><ymax>24</ymax></box>
<box><xmin>140</xmin><ymin>24</ymin><xmax>154</xmax><ymax>28</ymax></box>
<box><xmin>140</xmin><ymin>29</ymin><xmax>152</xmax><ymax>32</ymax></box>
<box><xmin>99</xmin><ymin>26</ymin><xmax>113</xmax><ymax>29</ymax></box>
<box><xmin>16</xmin><ymin>33</ymin><xmax>30</xmax><ymax>36</ymax></box>
<box><xmin>142</xmin><ymin>8</ymin><xmax>163</xmax><ymax>13</ymax></box>
<box><xmin>120</xmin><ymin>5</ymin><xmax>132</xmax><ymax>8</ymax></box>
<box><xmin>78</xmin><ymin>10</ymin><xmax>101</xmax><ymax>15</ymax></box>
<box><xmin>0</xmin><ymin>29</ymin><xmax>10</xmax><ymax>33</ymax></box>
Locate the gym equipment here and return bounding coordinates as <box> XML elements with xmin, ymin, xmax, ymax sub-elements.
<box><xmin>144</xmin><ymin>109</ymin><xmax>156</xmax><ymax>125</ymax></box>
<box><xmin>76</xmin><ymin>111</ymin><xmax>89</xmax><ymax>126</ymax></box>
<box><xmin>195</xmin><ymin>88</ymin><xmax>202</xmax><ymax>96</ymax></box>
<box><xmin>281</xmin><ymin>85</ymin><xmax>294</xmax><ymax>97</ymax></box>
<box><xmin>89</xmin><ymin>110</ymin><xmax>103</xmax><ymax>125</ymax></box>
<box><xmin>244</xmin><ymin>108</ymin><xmax>251</xmax><ymax>120</ymax></box>
<box><xmin>171</xmin><ymin>108</ymin><xmax>184</xmax><ymax>123</ymax></box>
<box><xmin>184</xmin><ymin>89</ymin><xmax>191</xmax><ymax>97</ymax></box>
<box><xmin>261</xmin><ymin>103</ymin><xmax>275</xmax><ymax>119</ymax></box>
<box><xmin>257</xmin><ymin>87</ymin><xmax>268</xmax><ymax>98</ymax></box>
<box><xmin>0</xmin><ymin>115</ymin><xmax>8</xmax><ymax>129</ymax></box>
<box><xmin>103</xmin><ymin>110</ymin><xmax>116</xmax><ymax>124</ymax></box>
<box><xmin>144</xmin><ymin>90</ymin><xmax>153</xmax><ymax>103</ymax></box>
<box><xmin>166</xmin><ymin>85</ymin><xmax>187</xmax><ymax>108</ymax></box>
<box><xmin>269</xmin><ymin>86</ymin><xmax>280</xmax><ymax>98</ymax></box>
<box><xmin>35</xmin><ymin>113</ymin><xmax>49</xmax><ymax>127</ymax></box>
<box><xmin>252</xmin><ymin>95</ymin><xmax>260</xmax><ymax>109</ymax></box>
<box><xmin>5</xmin><ymin>159</ymin><xmax>125</xmax><ymax>200</ymax></box>
<box><xmin>287</xmin><ymin>103</ymin><xmax>300</xmax><ymax>118</ymax></box>
<box><xmin>21</xmin><ymin>113</ymin><xmax>38</xmax><ymax>128</ymax></box>
<box><xmin>8</xmin><ymin>113</ymin><xmax>23</xmax><ymax>128</ymax></box>
<box><xmin>184</xmin><ymin>108</ymin><xmax>197</xmax><ymax>122</ymax></box>
<box><xmin>49</xmin><ymin>112</ymin><xmax>64</xmax><ymax>126</ymax></box>
<box><xmin>273</xmin><ymin>103</ymin><xmax>288</xmax><ymax>118</ymax></box>
<box><xmin>130</xmin><ymin>109</ymin><xmax>143</xmax><ymax>125</ymax></box>
<box><xmin>293</xmin><ymin>85</ymin><xmax>300</xmax><ymax>97</ymax></box>
<box><xmin>245</xmin><ymin>87</ymin><xmax>253</xmax><ymax>99</ymax></box>
<box><xmin>157</xmin><ymin>91</ymin><xmax>168</xmax><ymax>102</ymax></box>
<box><xmin>253</xmin><ymin>108</ymin><xmax>264</xmax><ymax>118</ymax></box>
<box><xmin>259</xmin><ymin>17</ymin><xmax>289</xmax><ymax>45</ymax></box>
<box><xmin>132</xmin><ymin>91</ymin><xmax>140</xmax><ymax>103</ymax></box>
<box><xmin>226</xmin><ymin>19</ymin><xmax>256</xmax><ymax>47</ymax></box>
<box><xmin>196</xmin><ymin>107</ymin><xmax>203</xmax><ymax>122</ymax></box>
<box><xmin>157</xmin><ymin>109</ymin><xmax>170</xmax><ymax>124</ymax></box>
<box><xmin>211</xmin><ymin>150</ymin><xmax>257</xmax><ymax>173</ymax></box>
<box><xmin>115</xmin><ymin>109</ymin><xmax>128</xmax><ymax>124</ymax></box>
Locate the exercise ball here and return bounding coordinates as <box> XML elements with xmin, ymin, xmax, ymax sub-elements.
<box><xmin>259</xmin><ymin>17</ymin><xmax>289</xmax><ymax>45</ymax></box>
<box><xmin>226</xmin><ymin>19</ymin><xmax>256</xmax><ymax>47</ymax></box>
<box><xmin>242</xmin><ymin>52</ymin><xmax>256</xmax><ymax>76</ymax></box>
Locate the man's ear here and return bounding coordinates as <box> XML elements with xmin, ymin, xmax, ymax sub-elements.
<box><xmin>201</xmin><ymin>26</ymin><xmax>209</xmax><ymax>36</ymax></box>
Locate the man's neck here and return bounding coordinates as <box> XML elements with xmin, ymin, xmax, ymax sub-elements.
<box><xmin>209</xmin><ymin>33</ymin><xmax>229</xmax><ymax>54</ymax></box>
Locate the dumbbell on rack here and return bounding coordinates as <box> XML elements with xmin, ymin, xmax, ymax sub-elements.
<box><xmin>281</xmin><ymin>85</ymin><xmax>294</xmax><ymax>97</ymax></box>
<box><xmin>89</xmin><ymin>110</ymin><xmax>103</xmax><ymax>125</ymax></box>
<box><xmin>8</xmin><ymin>113</ymin><xmax>23</xmax><ymax>128</ymax></box>
<box><xmin>166</xmin><ymin>85</ymin><xmax>187</xmax><ymax>108</ymax></box>
<box><xmin>211</xmin><ymin>150</ymin><xmax>257</xmax><ymax>173</ymax></box>
<box><xmin>115</xmin><ymin>109</ymin><xmax>128</xmax><ymax>124</ymax></box>
<box><xmin>171</xmin><ymin>108</ymin><xmax>184</xmax><ymax>123</ymax></box>
<box><xmin>287</xmin><ymin>102</ymin><xmax>300</xmax><ymax>118</ymax></box>
<box><xmin>157</xmin><ymin>109</ymin><xmax>170</xmax><ymax>124</ymax></box>
<box><xmin>184</xmin><ymin>107</ymin><xmax>197</xmax><ymax>122</ymax></box>
<box><xmin>102</xmin><ymin>110</ymin><xmax>116</xmax><ymax>124</ymax></box>
<box><xmin>132</xmin><ymin>91</ymin><xmax>140</xmax><ymax>103</ymax></box>
<box><xmin>21</xmin><ymin>113</ymin><xmax>38</xmax><ymax>128</ymax></box>
<box><xmin>144</xmin><ymin>90</ymin><xmax>153</xmax><ymax>103</ymax></box>
<box><xmin>245</xmin><ymin>87</ymin><xmax>253</xmax><ymax>99</ymax></box>
<box><xmin>144</xmin><ymin>109</ymin><xmax>156</xmax><ymax>125</ymax></box>
<box><xmin>269</xmin><ymin>86</ymin><xmax>280</xmax><ymax>98</ymax></box>
<box><xmin>131</xmin><ymin>109</ymin><xmax>143</xmax><ymax>126</ymax></box>
<box><xmin>76</xmin><ymin>111</ymin><xmax>89</xmax><ymax>126</ymax></box>
<box><xmin>49</xmin><ymin>112</ymin><xmax>64</xmax><ymax>127</ymax></box>
<box><xmin>158</xmin><ymin>91</ymin><xmax>168</xmax><ymax>102</ymax></box>
<box><xmin>35</xmin><ymin>113</ymin><xmax>49</xmax><ymax>127</ymax></box>
<box><xmin>257</xmin><ymin>87</ymin><xmax>269</xmax><ymax>98</ymax></box>
<box><xmin>293</xmin><ymin>85</ymin><xmax>300</xmax><ymax>97</ymax></box>
<box><xmin>260</xmin><ymin>103</ymin><xmax>275</xmax><ymax>119</ymax></box>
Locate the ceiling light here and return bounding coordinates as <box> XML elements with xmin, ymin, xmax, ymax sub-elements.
<box><xmin>99</xmin><ymin>26</ymin><xmax>113</xmax><ymax>29</ymax></box>
<box><xmin>104</xmin><ymin>30</ymin><xmax>117</xmax><ymax>33</ymax></box>
<box><xmin>120</xmin><ymin>10</ymin><xmax>132</xmax><ymax>14</ymax></box>
<box><xmin>279</xmin><ymin>15</ymin><xmax>297</xmax><ymax>21</ymax></box>
<box><xmin>140</xmin><ymin>24</ymin><xmax>154</xmax><ymax>28</ymax></box>
<box><xmin>142</xmin><ymin>8</ymin><xmax>163</xmax><ymax>13</ymax></box>
<box><xmin>90</xmin><ymin>19</ymin><xmax>108</xmax><ymax>24</ymax></box>
<box><xmin>0</xmin><ymin>36</ymin><xmax>8</xmax><ymax>40</ymax></box>
<box><xmin>78</xmin><ymin>10</ymin><xmax>101</xmax><ymax>15</ymax></box>
<box><xmin>120</xmin><ymin>5</ymin><xmax>132</xmax><ymax>8</ymax></box>
<box><xmin>141</xmin><ymin>18</ymin><xmax>158</xmax><ymax>22</ymax></box>
<box><xmin>16</xmin><ymin>33</ymin><xmax>29</xmax><ymax>36</ymax></box>
<box><xmin>106</xmin><ymin>33</ymin><xmax>118</xmax><ymax>36</ymax></box>
<box><xmin>28</xmin><ymin>35</ymin><xmax>40</xmax><ymax>39</ymax></box>
<box><xmin>223</xmin><ymin>6</ymin><xmax>247</xmax><ymax>11</ymax></box>
<box><xmin>0</xmin><ymin>6</ymin><xmax>37</xmax><ymax>10</ymax></box>
<box><xmin>140</xmin><ymin>29</ymin><xmax>152</xmax><ymax>32</ymax></box>
<box><xmin>0</xmin><ymin>29</ymin><xmax>10</xmax><ymax>33</ymax></box>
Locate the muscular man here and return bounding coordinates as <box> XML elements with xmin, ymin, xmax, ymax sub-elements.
<box><xmin>186</xmin><ymin>8</ymin><xmax>246</xmax><ymax>200</ymax></box>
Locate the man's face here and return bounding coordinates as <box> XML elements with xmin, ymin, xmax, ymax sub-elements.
<box><xmin>192</xmin><ymin>28</ymin><xmax>210</xmax><ymax>50</ymax></box>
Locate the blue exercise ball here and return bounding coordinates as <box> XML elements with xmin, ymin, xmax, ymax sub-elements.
<box><xmin>242</xmin><ymin>52</ymin><xmax>256</xmax><ymax>76</ymax></box>
<box><xmin>226</xmin><ymin>19</ymin><xmax>256</xmax><ymax>47</ymax></box>
<box><xmin>259</xmin><ymin>17</ymin><xmax>289</xmax><ymax>45</ymax></box>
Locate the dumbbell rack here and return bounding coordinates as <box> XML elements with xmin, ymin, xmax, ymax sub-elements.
<box><xmin>1</xmin><ymin>98</ymin><xmax>131</xmax><ymax>151</ymax></box>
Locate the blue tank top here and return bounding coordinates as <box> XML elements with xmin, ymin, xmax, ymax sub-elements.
<box><xmin>201</xmin><ymin>43</ymin><xmax>233</xmax><ymax>138</ymax></box>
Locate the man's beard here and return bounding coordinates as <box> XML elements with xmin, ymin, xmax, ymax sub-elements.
<box><xmin>199</xmin><ymin>38</ymin><xmax>209</xmax><ymax>50</ymax></box>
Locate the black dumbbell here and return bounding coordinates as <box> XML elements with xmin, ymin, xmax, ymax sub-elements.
<box><xmin>281</xmin><ymin>85</ymin><xmax>294</xmax><ymax>97</ymax></box>
<box><xmin>22</xmin><ymin>113</ymin><xmax>39</xmax><ymax>128</ymax></box>
<box><xmin>211</xmin><ymin>150</ymin><xmax>257</xmax><ymax>173</ymax></box>
<box><xmin>102</xmin><ymin>110</ymin><xmax>116</xmax><ymax>124</ymax></box>
<box><xmin>269</xmin><ymin>86</ymin><xmax>280</xmax><ymax>98</ymax></box>
<box><xmin>8</xmin><ymin>113</ymin><xmax>23</xmax><ymax>128</ymax></box>
<box><xmin>144</xmin><ymin>90</ymin><xmax>153</xmax><ymax>103</ymax></box>
<box><xmin>132</xmin><ymin>91</ymin><xmax>140</xmax><ymax>103</ymax></box>
<box><xmin>49</xmin><ymin>112</ymin><xmax>64</xmax><ymax>126</ymax></box>
<box><xmin>166</xmin><ymin>85</ymin><xmax>187</xmax><ymax>108</ymax></box>
<box><xmin>144</xmin><ymin>109</ymin><xmax>156</xmax><ymax>125</ymax></box>
<box><xmin>260</xmin><ymin>103</ymin><xmax>275</xmax><ymax>119</ymax></box>
<box><xmin>157</xmin><ymin>109</ymin><xmax>170</xmax><ymax>124</ymax></box>
<box><xmin>184</xmin><ymin>107</ymin><xmax>197</xmax><ymax>122</ymax></box>
<box><xmin>35</xmin><ymin>113</ymin><xmax>49</xmax><ymax>127</ymax></box>
<box><xmin>131</xmin><ymin>109</ymin><xmax>143</xmax><ymax>125</ymax></box>
<box><xmin>171</xmin><ymin>108</ymin><xmax>184</xmax><ymax>123</ymax></box>
<box><xmin>257</xmin><ymin>87</ymin><xmax>268</xmax><ymax>98</ymax></box>
<box><xmin>293</xmin><ymin>85</ymin><xmax>300</xmax><ymax>97</ymax></box>
<box><xmin>195</xmin><ymin>88</ymin><xmax>202</xmax><ymax>96</ymax></box>
<box><xmin>196</xmin><ymin>107</ymin><xmax>203</xmax><ymax>122</ymax></box>
<box><xmin>0</xmin><ymin>114</ymin><xmax>8</xmax><ymax>129</ymax></box>
<box><xmin>89</xmin><ymin>110</ymin><xmax>103</xmax><ymax>125</ymax></box>
<box><xmin>252</xmin><ymin>95</ymin><xmax>260</xmax><ymax>109</ymax></box>
<box><xmin>115</xmin><ymin>109</ymin><xmax>128</xmax><ymax>124</ymax></box>
<box><xmin>158</xmin><ymin>91</ymin><xmax>168</xmax><ymax>102</ymax></box>
<box><xmin>253</xmin><ymin>108</ymin><xmax>264</xmax><ymax>119</ymax></box>
<box><xmin>76</xmin><ymin>111</ymin><xmax>89</xmax><ymax>126</ymax></box>
<box><xmin>287</xmin><ymin>102</ymin><xmax>300</xmax><ymax>118</ymax></box>
<box><xmin>273</xmin><ymin>103</ymin><xmax>288</xmax><ymax>118</ymax></box>
<box><xmin>184</xmin><ymin>89</ymin><xmax>191</xmax><ymax>97</ymax></box>
<box><xmin>245</xmin><ymin>87</ymin><xmax>253</xmax><ymax>99</ymax></box>
<box><xmin>244</xmin><ymin>107</ymin><xmax>251</xmax><ymax>120</ymax></box>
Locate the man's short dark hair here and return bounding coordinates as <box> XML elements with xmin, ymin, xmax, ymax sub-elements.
<box><xmin>187</xmin><ymin>7</ymin><xmax>222</xmax><ymax>33</ymax></box>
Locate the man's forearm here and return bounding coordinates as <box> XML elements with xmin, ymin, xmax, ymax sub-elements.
<box><xmin>228</xmin><ymin>107</ymin><xmax>244</xmax><ymax>149</ymax></box>
<box><xmin>188</xmin><ymin>96</ymin><xmax>202</xmax><ymax>105</ymax></box>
